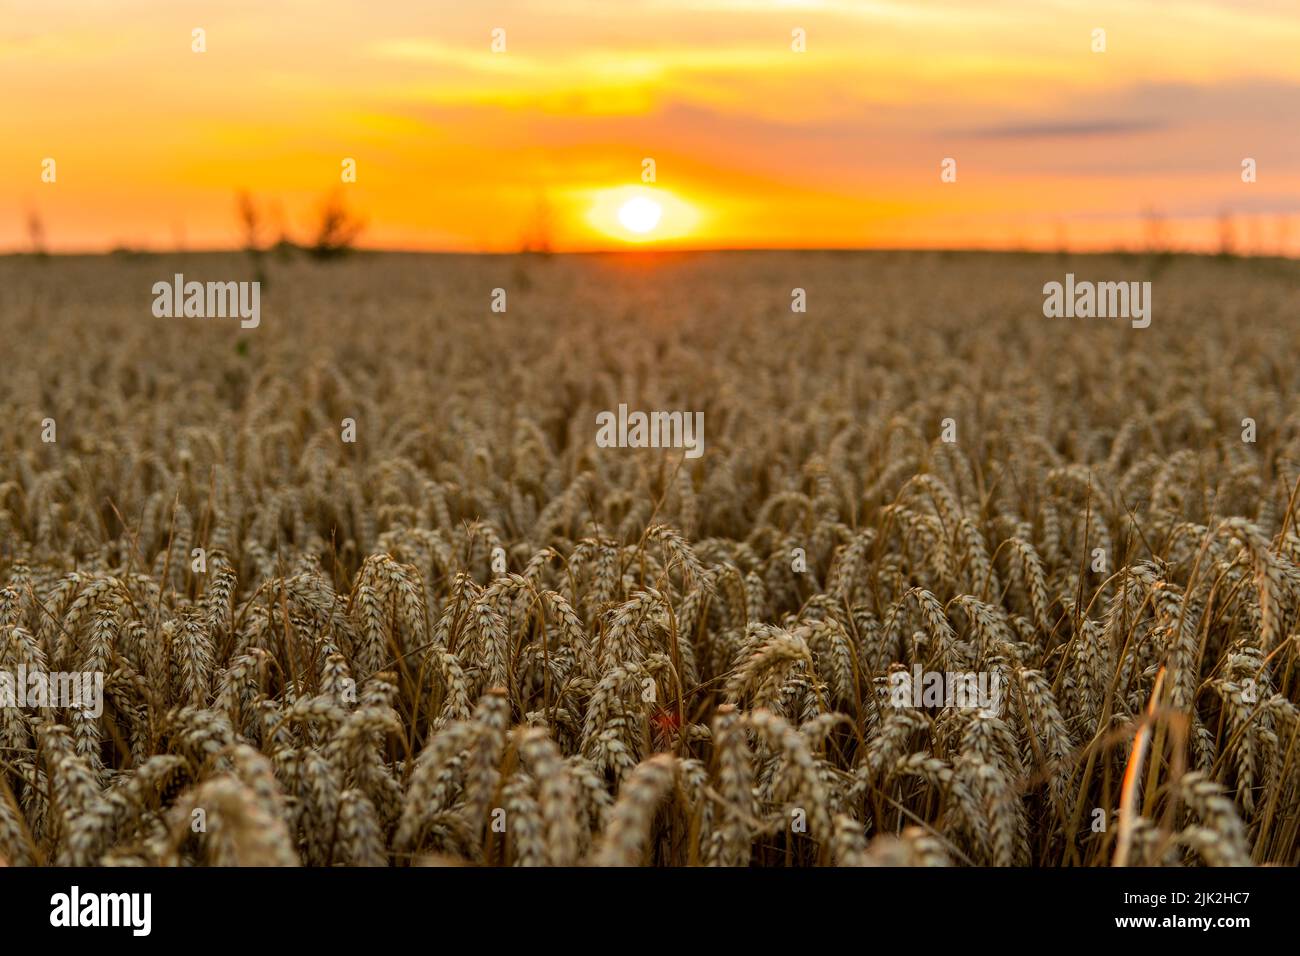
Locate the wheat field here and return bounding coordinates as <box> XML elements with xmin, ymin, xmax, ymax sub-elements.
<box><xmin>0</xmin><ymin>249</ymin><xmax>1297</xmax><ymax>867</ymax></box>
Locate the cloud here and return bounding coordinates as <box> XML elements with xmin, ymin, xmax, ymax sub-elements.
<box><xmin>956</xmin><ymin>119</ymin><xmax>1166</xmax><ymax>140</ymax></box>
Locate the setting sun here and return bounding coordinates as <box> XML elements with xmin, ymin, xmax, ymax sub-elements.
<box><xmin>618</xmin><ymin>197</ymin><xmax>662</xmax><ymax>235</ymax></box>
<box><xmin>582</xmin><ymin>187</ymin><xmax>701</xmax><ymax>246</ymax></box>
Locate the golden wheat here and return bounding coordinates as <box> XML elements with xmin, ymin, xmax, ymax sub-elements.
<box><xmin>0</xmin><ymin>250</ymin><xmax>1297</xmax><ymax>866</ymax></box>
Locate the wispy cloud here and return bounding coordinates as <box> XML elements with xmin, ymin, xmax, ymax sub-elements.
<box><xmin>956</xmin><ymin>119</ymin><xmax>1166</xmax><ymax>140</ymax></box>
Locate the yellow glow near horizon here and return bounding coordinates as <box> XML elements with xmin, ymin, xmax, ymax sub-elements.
<box><xmin>587</xmin><ymin>187</ymin><xmax>699</xmax><ymax>245</ymax></box>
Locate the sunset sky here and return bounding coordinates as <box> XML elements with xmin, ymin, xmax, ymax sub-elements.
<box><xmin>3</xmin><ymin>0</ymin><xmax>1299</xmax><ymax>253</ymax></box>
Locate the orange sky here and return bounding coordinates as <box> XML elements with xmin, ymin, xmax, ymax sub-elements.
<box><xmin>3</xmin><ymin>0</ymin><xmax>1299</xmax><ymax>253</ymax></box>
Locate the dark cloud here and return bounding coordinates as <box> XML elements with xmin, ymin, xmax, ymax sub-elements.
<box><xmin>956</xmin><ymin>119</ymin><xmax>1166</xmax><ymax>140</ymax></box>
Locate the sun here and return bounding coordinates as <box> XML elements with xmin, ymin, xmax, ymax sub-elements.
<box><xmin>581</xmin><ymin>186</ymin><xmax>701</xmax><ymax>245</ymax></box>
<box><xmin>617</xmin><ymin>196</ymin><xmax>662</xmax><ymax>235</ymax></box>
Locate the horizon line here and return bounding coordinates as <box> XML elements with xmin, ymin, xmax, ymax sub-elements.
<box><xmin>4</xmin><ymin>244</ymin><xmax>1296</xmax><ymax>261</ymax></box>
